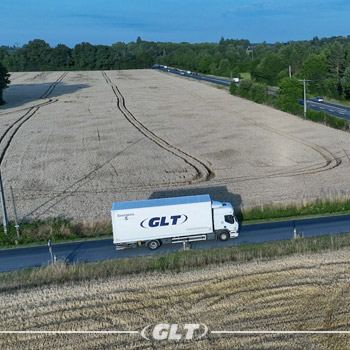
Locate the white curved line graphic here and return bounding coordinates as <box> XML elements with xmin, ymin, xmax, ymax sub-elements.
<box><xmin>141</xmin><ymin>325</ymin><xmax>152</xmax><ymax>340</ymax></box>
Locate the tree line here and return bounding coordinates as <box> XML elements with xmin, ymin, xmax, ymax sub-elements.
<box><xmin>2</xmin><ymin>35</ymin><xmax>350</xmax><ymax>104</ymax></box>
<box><xmin>0</xmin><ymin>62</ymin><xmax>10</xmax><ymax>105</ymax></box>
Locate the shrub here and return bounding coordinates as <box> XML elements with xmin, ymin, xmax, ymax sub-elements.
<box><xmin>277</xmin><ymin>77</ymin><xmax>303</xmax><ymax>114</ymax></box>
<box><xmin>229</xmin><ymin>82</ymin><xmax>237</xmax><ymax>95</ymax></box>
<box><xmin>238</xmin><ymin>79</ymin><xmax>253</xmax><ymax>98</ymax></box>
<box><xmin>250</xmin><ymin>82</ymin><xmax>268</xmax><ymax>103</ymax></box>
<box><xmin>306</xmin><ymin>110</ymin><xmax>350</xmax><ymax>130</ymax></box>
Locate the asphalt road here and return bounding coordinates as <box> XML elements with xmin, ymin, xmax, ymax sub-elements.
<box><xmin>306</xmin><ymin>100</ymin><xmax>350</xmax><ymax>120</ymax></box>
<box><xmin>1</xmin><ymin>214</ymin><xmax>350</xmax><ymax>273</ymax></box>
<box><xmin>153</xmin><ymin>65</ymin><xmax>232</xmax><ymax>87</ymax></box>
<box><xmin>152</xmin><ymin>66</ymin><xmax>350</xmax><ymax>120</ymax></box>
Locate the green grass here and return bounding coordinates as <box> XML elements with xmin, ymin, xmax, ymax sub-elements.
<box><xmin>238</xmin><ymin>197</ymin><xmax>350</xmax><ymax>223</ymax></box>
<box><xmin>1</xmin><ymin>231</ymin><xmax>350</xmax><ymax>292</ymax></box>
<box><xmin>306</xmin><ymin>109</ymin><xmax>350</xmax><ymax>130</ymax></box>
<box><xmin>0</xmin><ymin>219</ymin><xmax>112</xmax><ymax>248</ymax></box>
<box><xmin>321</xmin><ymin>97</ymin><xmax>350</xmax><ymax>107</ymax></box>
<box><xmin>240</xmin><ymin>72</ymin><xmax>251</xmax><ymax>80</ymax></box>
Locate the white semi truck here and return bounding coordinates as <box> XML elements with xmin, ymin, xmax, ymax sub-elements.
<box><xmin>111</xmin><ymin>194</ymin><xmax>239</xmax><ymax>250</ymax></box>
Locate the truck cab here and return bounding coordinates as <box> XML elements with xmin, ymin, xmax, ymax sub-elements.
<box><xmin>212</xmin><ymin>201</ymin><xmax>239</xmax><ymax>240</ymax></box>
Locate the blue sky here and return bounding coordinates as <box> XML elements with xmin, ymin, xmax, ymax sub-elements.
<box><xmin>3</xmin><ymin>0</ymin><xmax>350</xmax><ymax>47</ymax></box>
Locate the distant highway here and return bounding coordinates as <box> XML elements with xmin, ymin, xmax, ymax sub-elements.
<box><xmin>152</xmin><ymin>65</ymin><xmax>350</xmax><ymax>120</ymax></box>
<box><xmin>153</xmin><ymin>65</ymin><xmax>232</xmax><ymax>87</ymax></box>
<box><xmin>1</xmin><ymin>214</ymin><xmax>349</xmax><ymax>273</ymax></box>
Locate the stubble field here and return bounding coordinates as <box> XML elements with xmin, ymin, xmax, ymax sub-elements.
<box><xmin>1</xmin><ymin>69</ymin><xmax>350</xmax><ymax>223</ymax></box>
<box><xmin>1</xmin><ymin>249</ymin><xmax>350</xmax><ymax>349</ymax></box>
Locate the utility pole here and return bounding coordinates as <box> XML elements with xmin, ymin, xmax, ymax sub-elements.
<box><xmin>289</xmin><ymin>66</ymin><xmax>292</xmax><ymax>78</ymax></box>
<box><xmin>247</xmin><ymin>46</ymin><xmax>254</xmax><ymax>59</ymax></box>
<box><xmin>298</xmin><ymin>79</ymin><xmax>311</xmax><ymax>117</ymax></box>
<box><xmin>10</xmin><ymin>186</ymin><xmax>20</xmax><ymax>238</ymax></box>
<box><xmin>0</xmin><ymin>170</ymin><xmax>8</xmax><ymax>235</ymax></box>
<box><xmin>48</xmin><ymin>239</ymin><xmax>55</xmax><ymax>265</ymax></box>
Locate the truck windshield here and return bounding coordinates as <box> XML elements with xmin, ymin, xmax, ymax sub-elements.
<box><xmin>224</xmin><ymin>215</ymin><xmax>234</xmax><ymax>224</ymax></box>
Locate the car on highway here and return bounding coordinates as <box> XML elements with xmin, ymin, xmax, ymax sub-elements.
<box><xmin>312</xmin><ymin>96</ymin><xmax>324</xmax><ymax>102</ymax></box>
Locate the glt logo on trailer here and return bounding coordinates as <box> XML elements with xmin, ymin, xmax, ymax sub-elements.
<box><xmin>140</xmin><ymin>215</ymin><xmax>188</xmax><ymax>229</ymax></box>
<box><xmin>141</xmin><ymin>323</ymin><xmax>208</xmax><ymax>340</ymax></box>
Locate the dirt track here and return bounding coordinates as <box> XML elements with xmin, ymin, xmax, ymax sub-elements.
<box><xmin>1</xmin><ymin>70</ymin><xmax>350</xmax><ymax>222</ymax></box>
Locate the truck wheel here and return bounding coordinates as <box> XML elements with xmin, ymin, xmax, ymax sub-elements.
<box><xmin>146</xmin><ymin>240</ymin><xmax>161</xmax><ymax>250</ymax></box>
<box><xmin>217</xmin><ymin>230</ymin><xmax>230</xmax><ymax>242</ymax></box>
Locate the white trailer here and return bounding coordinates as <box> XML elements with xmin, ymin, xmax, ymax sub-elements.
<box><xmin>111</xmin><ymin>194</ymin><xmax>239</xmax><ymax>250</ymax></box>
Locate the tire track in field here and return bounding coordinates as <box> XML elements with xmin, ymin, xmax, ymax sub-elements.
<box><xmin>101</xmin><ymin>71</ymin><xmax>214</xmax><ymax>185</ymax></box>
<box><xmin>39</xmin><ymin>72</ymin><xmax>68</xmax><ymax>99</ymax></box>
<box><xmin>21</xmin><ymin>139</ymin><xmax>144</xmax><ymax>219</ymax></box>
<box><xmin>0</xmin><ymin>72</ymin><xmax>68</xmax><ymax>165</ymax></box>
<box><xmin>183</xmin><ymin>87</ymin><xmax>341</xmax><ymax>180</ymax></box>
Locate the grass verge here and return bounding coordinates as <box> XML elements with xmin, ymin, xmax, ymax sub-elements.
<box><xmin>323</xmin><ymin>97</ymin><xmax>350</xmax><ymax>107</ymax></box>
<box><xmin>1</xmin><ymin>231</ymin><xmax>350</xmax><ymax>292</ymax></box>
<box><xmin>240</xmin><ymin>72</ymin><xmax>251</xmax><ymax>80</ymax></box>
<box><xmin>238</xmin><ymin>197</ymin><xmax>350</xmax><ymax>223</ymax></box>
<box><xmin>0</xmin><ymin>219</ymin><xmax>112</xmax><ymax>248</ymax></box>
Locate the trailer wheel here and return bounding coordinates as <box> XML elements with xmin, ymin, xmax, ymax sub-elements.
<box><xmin>146</xmin><ymin>240</ymin><xmax>161</xmax><ymax>250</ymax></box>
<box><xmin>217</xmin><ymin>230</ymin><xmax>230</xmax><ymax>242</ymax></box>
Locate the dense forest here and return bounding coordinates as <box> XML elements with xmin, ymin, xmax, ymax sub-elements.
<box><xmin>2</xmin><ymin>35</ymin><xmax>350</xmax><ymax>101</ymax></box>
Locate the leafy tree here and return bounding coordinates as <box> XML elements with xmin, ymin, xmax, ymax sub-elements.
<box><xmin>253</xmin><ymin>53</ymin><xmax>285</xmax><ymax>85</ymax></box>
<box><xmin>22</xmin><ymin>39</ymin><xmax>52</xmax><ymax>70</ymax></box>
<box><xmin>238</xmin><ymin>79</ymin><xmax>253</xmax><ymax>98</ymax></box>
<box><xmin>278</xmin><ymin>77</ymin><xmax>302</xmax><ymax>114</ymax></box>
<box><xmin>324</xmin><ymin>77</ymin><xmax>341</xmax><ymax>99</ymax></box>
<box><xmin>198</xmin><ymin>54</ymin><xmax>215</xmax><ymax>73</ymax></box>
<box><xmin>250</xmin><ymin>82</ymin><xmax>268</xmax><ymax>103</ymax></box>
<box><xmin>341</xmin><ymin>66</ymin><xmax>350</xmax><ymax>99</ymax></box>
<box><xmin>0</xmin><ymin>62</ymin><xmax>10</xmax><ymax>105</ymax></box>
<box><xmin>229</xmin><ymin>82</ymin><xmax>237</xmax><ymax>95</ymax></box>
<box><xmin>325</xmin><ymin>41</ymin><xmax>345</xmax><ymax>77</ymax></box>
<box><xmin>135</xmin><ymin>52</ymin><xmax>153</xmax><ymax>68</ymax></box>
<box><xmin>111</xmin><ymin>42</ymin><xmax>128</xmax><ymax>69</ymax></box>
<box><xmin>279</xmin><ymin>42</ymin><xmax>310</xmax><ymax>75</ymax></box>
<box><xmin>72</xmin><ymin>42</ymin><xmax>96</xmax><ymax>70</ymax></box>
<box><xmin>277</xmin><ymin>70</ymin><xmax>289</xmax><ymax>82</ymax></box>
<box><xmin>0</xmin><ymin>47</ymin><xmax>8</xmax><ymax>61</ymax></box>
<box><xmin>51</xmin><ymin>44</ymin><xmax>72</xmax><ymax>70</ymax></box>
<box><xmin>218</xmin><ymin>58</ymin><xmax>230</xmax><ymax>76</ymax></box>
<box><xmin>299</xmin><ymin>54</ymin><xmax>327</xmax><ymax>94</ymax></box>
<box><xmin>95</xmin><ymin>45</ymin><xmax>113</xmax><ymax>69</ymax></box>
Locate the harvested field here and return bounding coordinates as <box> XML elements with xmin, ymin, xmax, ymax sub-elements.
<box><xmin>1</xmin><ymin>70</ymin><xmax>350</xmax><ymax>222</ymax></box>
<box><xmin>1</xmin><ymin>249</ymin><xmax>350</xmax><ymax>349</ymax></box>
